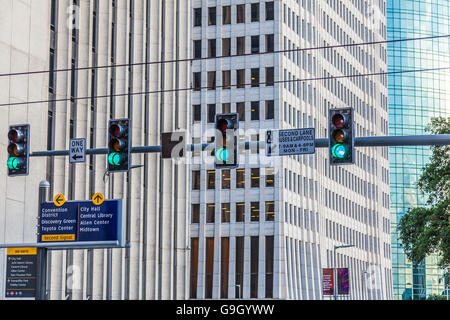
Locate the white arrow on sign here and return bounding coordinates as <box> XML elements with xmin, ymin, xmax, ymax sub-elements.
<box><xmin>69</xmin><ymin>138</ymin><xmax>86</xmax><ymax>164</ymax></box>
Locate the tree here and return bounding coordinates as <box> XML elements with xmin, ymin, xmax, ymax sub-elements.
<box><xmin>398</xmin><ymin>117</ymin><xmax>450</xmax><ymax>271</ymax></box>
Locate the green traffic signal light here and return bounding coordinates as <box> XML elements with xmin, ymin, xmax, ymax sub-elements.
<box><xmin>108</xmin><ymin>152</ymin><xmax>125</xmax><ymax>166</ymax></box>
<box><xmin>216</xmin><ymin>148</ymin><xmax>229</xmax><ymax>162</ymax></box>
<box><xmin>331</xmin><ymin>144</ymin><xmax>348</xmax><ymax>159</ymax></box>
<box><xmin>7</xmin><ymin>157</ymin><xmax>19</xmax><ymax>170</ymax></box>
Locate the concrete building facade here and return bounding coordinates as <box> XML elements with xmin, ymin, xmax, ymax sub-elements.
<box><xmin>189</xmin><ymin>0</ymin><xmax>393</xmax><ymax>299</ymax></box>
<box><xmin>0</xmin><ymin>0</ymin><xmax>191</xmax><ymax>300</ymax></box>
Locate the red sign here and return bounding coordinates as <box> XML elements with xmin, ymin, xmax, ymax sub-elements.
<box><xmin>322</xmin><ymin>268</ymin><xmax>334</xmax><ymax>296</ymax></box>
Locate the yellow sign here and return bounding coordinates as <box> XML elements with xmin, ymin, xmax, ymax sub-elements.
<box><xmin>92</xmin><ymin>192</ymin><xmax>105</xmax><ymax>206</ymax></box>
<box><xmin>41</xmin><ymin>234</ymin><xmax>75</xmax><ymax>242</ymax></box>
<box><xmin>7</xmin><ymin>247</ymin><xmax>37</xmax><ymax>255</ymax></box>
<box><xmin>53</xmin><ymin>194</ymin><xmax>66</xmax><ymax>207</ymax></box>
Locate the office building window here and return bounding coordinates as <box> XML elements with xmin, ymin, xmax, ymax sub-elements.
<box><xmin>222</xmin><ymin>170</ymin><xmax>230</xmax><ymax>189</ymax></box>
<box><xmin>236</xmin><ymin>168</ymin><xmax>245</xmax><ymax>188</ymax></box>
<box><xmin>237</xmin><ymin>4</ymin><xmax>245</xmax><ymax>23</ymax></box>
<box><xmin>237</xmin><ymin>36</ymin><xmax>245</xmax><ymax>55</ymax></box>
<box><xmin>265</xmin><ymin>167</ymin><xmax>275</xmax><ymax>186</ymax></box>
<box><xmin>206</xmin><ymin>204</ymin><xmax>215</xmax><ymax>223</ymax></box>
<box><xmin>266</xmin><ymin>34</ymin><xmax>274</xmax><ymax>52</ymax></box>
<box><xmin>192</xmin><ymin>204</ymin><xmax>200</xmax><ymax>223</ymax></box>
<box><xmin>237</xmin><ymin>102</ymin><xmax>245</xmax><ymax>121</ymax></box>
<box><xmin>220</xmin><ymin>238</ymin><xmax>230</xmax><ymax>299</ymax></box>
<box><xmin>251</xmin><ymin>3</ymin><xmax>260</xmax><ymax>22</ymax></box>
<box><xmin>208</xmin><ymin>39</ymin><xmax>216</xmax><ymax>58</ymax></box>
<box><xmin>251</xmin><ymin>202</ymin><xmax>260</xmax><ymax>221</ymax></box>
<box><xmin>192</xmin><ymin>170</ymin><xmax>200</xmax><ymax>189</ymax></box>
<box><xmin>222</xmin><ymin>38</ymin><xmax>231</xmax><ymax>56</ymax></box>
<box><xmin>194</xmin><ymin>8</ymin><xmax>202</xmax><ymax>27</ymax></box>
<box><xmin>193</xmin><ymin>104</ymin><xmax>201</xmax><ymax>122</ymax></box>
<box><xmin>207</xmin><ymin>71</ymin><xmax>216</xmax><ymax>90</ymax></box>
<box><xmin>236</xmin><ymin>202</ymin><xmax>245</xmax><ymax>222</ymax></box>
<box><xmin>251</xmin><ymin>68</ymin><xmax>259</xmax><ymax>87</ymax></box>
<box><xmin>208</xmin><ymin>7</ymin><xmax>216</xmax><ymax>26</ymax></box>
<box><xmin>190</xmin><ymin>238</ymin><xmax>199</xmax><ymax>298</ymax></box>
<box><xmin>205</xmin><ymin>237</ymin><xmax>214</xmax><ymax>298</ymax></box>
<box><xmin>223</xmin><ymin>70</ymin><xmax>231</xmax><ymax>89</ymax></box>
<box><xmin>265</xmin><ymin>100</ymin><xmax>274</xmax><ymax>120</ymax></box>
<box><xmin>207</xmin><ymin>170</ymin><xmax>215</xmax><ymax>189</ymax></box>
<box><xmin>236</xmin><ymin>69</ymin><xmax>245</xmax><ymax>88</ymax></box>
<box><xmin>222</xmin><ymin>203</ymin><xmax>231</xmax><ymax>222</ymax></box>
<box><xmin>251</xmin><ymin>168</ymin><xmax>260</xmax><ymax>187</ymax></box>
<box><xmin>235</xmin><ymin>237</ymin><xmax>244</xmax><ymax>298</ymax></box>
<box><xmin>251</xmin><ymin>101</ymin><xmax>260</xmax><ymax>120</ymax></box>
<box><xmin>194</xmin><ymin>40</ymin><xmax>201</xmax><ymax>59</ymax></box>
<box><xmin>223</xmin><ymin>5</ymin><xmax>231</xmax><ymax>24</ymax></box>
<box><xmin>266</xmin><ymin>2</ymin><xmax>274</xmax><ymax>21</ymax></box>
<box><xmin>193</xmin><ymin>72</ymin><xmax>201</xmax><ymax>90</ymax></box>
<box><xmin>265</xmin><ymin>201</ymin><xmax>275</xmax><ymax>221</ymax></box>
<box><xmin>251</xmin><ymin>36</ymin><xmax>259</xmax><ymax>53</ymax></box>
<box><xmin>222</xmin><ymin>103</ymin><xmax>231</xmax><ymax>113</ymax></box>
<box><xmin>208</xmin><ymin>104</ymin><xmax>215</xmax><ymax>123</ymax></box>
<box><xmin>266</xmin><ymin>67</ymin><xmax>274</xmax><ymax>86</ymax></box>
<box><xmin>250</xmin><ymin>236</ymin><xmax>259</xmax><ymax>298</ymax></box>
<box><xmin>265</xmin><ymin>236</ymin><xmax>274</xmax><ymax>298</ymax></box>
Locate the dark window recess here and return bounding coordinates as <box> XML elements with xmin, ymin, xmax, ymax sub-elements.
<box><xmin>193</xmin><ymin>72</ymin><xmax>201</xmax><ymax>91</ymax></box>
<box><xmin>193</xmin><ymin>104</ymin><xmax>201</xmax><ymax>122</ymax></box>
<box><xmin>251</xmin><ymin>36</ymin><xmax>260</xmax><ymax>53</ymax></box>
<box><xmin>251</xmin><ymin>102</ymin><xmax>260</xmax><ymax>121</ymax></box>
<box><xmin>194</xmin><ymin>40</ymin><xmax>201</xmax><ymax>59</ymax></box>
<box><xmin>208</xmin><ymin>104</ymin><xmax>216</xmax><ymax>123</ymax></box>
<box><xmin>266</xmin><ymin>2</ymin><xmax>274</xmax><ymax>21</ymax></box>
<box><xmin>266</xmin><ymin>67</ymin><xmax>274</xmax><ymax>86</ymax></box>
<box><xmin>194</xmin><ymin>8</ymin><xmax>202</xmax><ymax>27</ymax></box>
<box><xmin>266</xmin><ymin>100</ymin><xmax>275</xmax><ymax>119</ymax></box>
<box><xmin>266</xmin><ymin>34</ymin><xmax>274</xmax><ymax>52</ymax></box>
<box><xmin>251</xmin><ymin>3</ymin><xmax>260</xmax><ymax>22</ymax></box>
<box><xmin>208</xmin><ymin>7</ymin><xmax>216</xmax><ymax>26</ymax></box>
<box><xmin>251</xmin><ymin>68</ymin><xmax>259</xmax><ymax>87</ymax></box>
<box><xmin>236</xmin><ymin>4</ymin><xmax>245</xmax><ymax>23</ymax></box>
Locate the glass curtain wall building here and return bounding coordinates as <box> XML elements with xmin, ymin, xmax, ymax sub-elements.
<box><xmin>387</xmin><ymin>0</ymin><xmax>450</xmax><ymax>300</ymax></box>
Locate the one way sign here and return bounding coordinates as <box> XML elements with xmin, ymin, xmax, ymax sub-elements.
<box><xmin>69</xmin><ymin>138</ymin><xmax>86</xmax><ymax>164</ymax></box>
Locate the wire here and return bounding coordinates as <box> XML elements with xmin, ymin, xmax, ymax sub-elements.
<box><xmin>0</xmin><ymin>66</ymin><xmax>449</xmax><ymax>108</ymax></box>
<box><xmin>0</xmin><ymin>34</ymin><xmax>448</xmax><ymax>78</ymax></box>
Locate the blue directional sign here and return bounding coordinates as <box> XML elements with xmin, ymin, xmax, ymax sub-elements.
<box><xmin>39</xmin><ymin>199</ymin><xmax>125</xmax><ymax>248</ymax></box>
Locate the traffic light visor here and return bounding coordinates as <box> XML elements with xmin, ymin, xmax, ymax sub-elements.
<box><xmin>109</xmin><ymin>124</ymin><xmax>125</xmax><ymax>138</ymax></box>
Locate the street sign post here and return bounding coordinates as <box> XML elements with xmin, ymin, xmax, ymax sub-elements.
<box><xmin>69</xmin><ymin>138</ymin><xmax>86</xmax><ymax>164</ymax></box>
<box><xmin>38</xmin><ymin>199</ymin><xmax>126</xmax><ymax>249</ymax></box>
<box><xmin>266</xmin><ymin>128</ymin><xmax>315</xmax><ymax>156</ymax></box>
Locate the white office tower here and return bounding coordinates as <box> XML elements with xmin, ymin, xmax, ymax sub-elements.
<box><xmin>0</xmin><ymin>0</ymin><xmax>191</xmax><ymax>299</ymax></box>
<box><xmin>189</xmin><ymin>0</ymin><xmax>393</xmax><ymax>299</ymax></box>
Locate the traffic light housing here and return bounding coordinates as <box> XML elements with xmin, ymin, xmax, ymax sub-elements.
<box><xmin>329</xmin><ymin>108</ymin><xmax>354</xmax><ymax>165</ymax></box>
<box><xmin>107</xmin><ymin>118</ymin><xmax>131</xmax><ymax>172</ymax></box>
<box><xmin>215</xmin><ymin>113</ymin><xmax>239</xmax><ymax>169</ymax></box>
<box><xmin>7</xmin><ymin>124</ymin><xmax>30</xmax><ymax>177</ymax></box>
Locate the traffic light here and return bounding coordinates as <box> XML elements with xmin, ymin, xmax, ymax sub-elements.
<box><xmin>7</xmin><ymin>124</ymin><xmax>30</xmax><ymax>176</ymax></box>
<box><xmin>329</xmin><ymin>108</ymin><xmax>354</xmax><ymax>165</ymax></box>
<box><xmin>215</xmin><ymin>113</ymin><xmax>239</xmax><ymax>169</ymax></box>
<box><xmin>107</xmin><ymin>118</ymin><xmax>131</xmax><ymax>172</ymax></box>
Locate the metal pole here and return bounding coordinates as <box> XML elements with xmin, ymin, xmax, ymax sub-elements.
<box><xmin>334</xmin><ymin>247</ymin><xmax>337</xmax><ymax>301</ymax></box>
<box><xmin>36</xmin><ymin>180</ymin><xmax>50</xmax><ymax>300</ymax></box>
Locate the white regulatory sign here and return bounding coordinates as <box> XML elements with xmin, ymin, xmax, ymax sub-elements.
<box><xmin>266</xmin><ymin>128</ymin><xmax>315</xmax><ymax>156</ymax></box>
<box><xmin>69</xmin><ymin>138</ymin><xmax>86</xmax><ymax>164</ymax></box>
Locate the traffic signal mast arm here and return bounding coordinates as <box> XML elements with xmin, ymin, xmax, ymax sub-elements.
<box><xmin>26</xmin><ymin>134</ymin><xmax>450</xmax><ymax>159</ymax></box>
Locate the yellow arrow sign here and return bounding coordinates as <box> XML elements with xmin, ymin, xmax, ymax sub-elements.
<box><xmin>92</xmin><ymin>192</ymin><xmax>105</xmax><ymax>206</ymax></box>
<box><xmin>53</xmin><ymin>194</ymin><xmax>66</xmax><ymax>207</ymax></box>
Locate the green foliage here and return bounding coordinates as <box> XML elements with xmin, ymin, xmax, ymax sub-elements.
<box><xmin>398</xmin><ymin>117</ymin><xmax>450</xmax><ymax>271</ymax></box>
<box><xmin>426</xmin><ymin>294</ymin><xmax>447</xmax><ymax>300</ymax></box>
